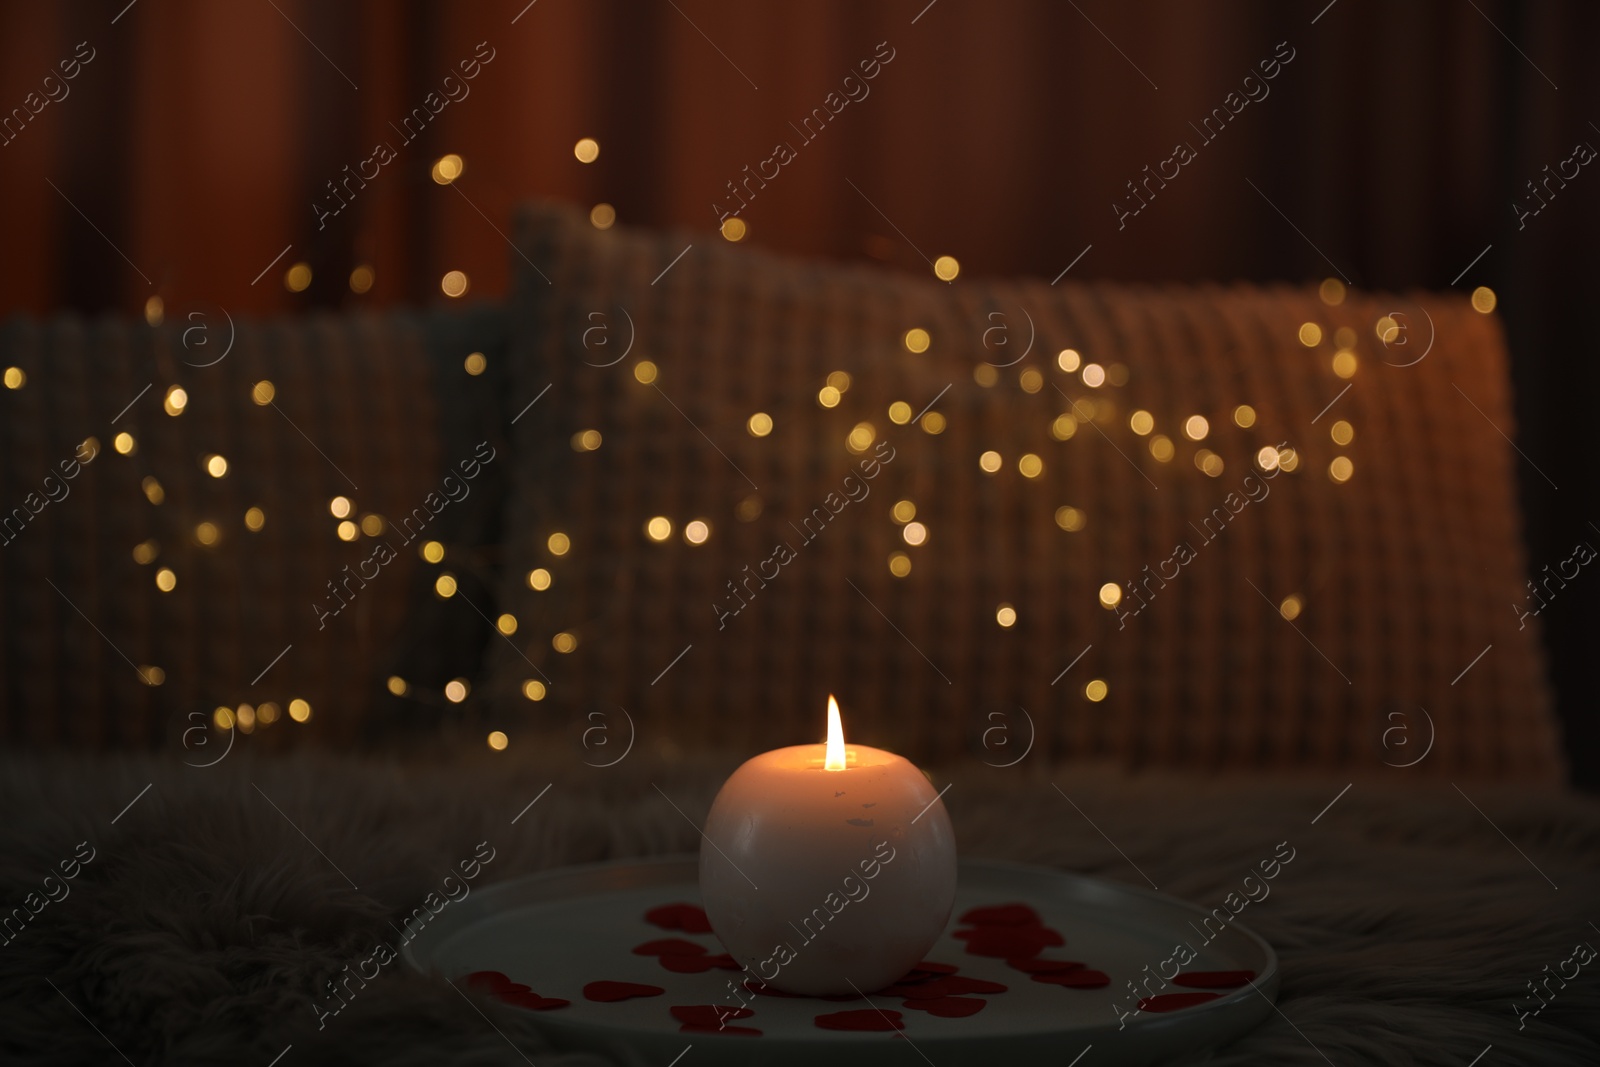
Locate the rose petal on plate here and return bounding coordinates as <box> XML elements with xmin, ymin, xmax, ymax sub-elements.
<box><xmin>644</xmin><ymin>903</ymin><xmax>713</xmax><ymax>934</ymax></box>
<box><xmin>583</xmin><ymin>980</ymin><xmax>666</xmax><ymax>1002</ymax></box>
<box><xmin>958</xmin><ymin>903</ymin><xmax>1042</xmax><ymax>927</ymax></box>
<box><xmin>1173</xmin><ymin>970</ymin><xmax>1256</xmax><ymax>989</ymax></box>
<box><xmin>1006</xmin><ymin>958</ymin><xmax>1085</xmax><ymax>975</ymax></box>
<box><xmin>1033</xmin><ymin>969</ymin><xmax>1110</xmax><ymax>988</ymax></box>
<box><xmin>497</xmin><ymin>990</ymin><xmax>571</xmax><ymax>1011</ymax></box>
<box><xmin>900</xmin><ymin>995</ymin><xmax>987</xmax><ymax>1018</ymax></box>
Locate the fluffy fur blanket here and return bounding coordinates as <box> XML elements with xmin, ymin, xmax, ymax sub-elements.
<box><xmin>1</xmin><ymin>752</ymin><xmax>1596</xmax><ymax>1066</ymax></box>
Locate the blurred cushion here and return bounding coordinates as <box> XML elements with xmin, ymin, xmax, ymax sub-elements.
<box><xmin>0</xmin><ymin>306</ymin><xmax>508</xmax><ymax>750</ymax></box>
<box><xmin>489</xmin><ymin>200</ymin><xmax>1561</xmax><ymax>781</ymax></box>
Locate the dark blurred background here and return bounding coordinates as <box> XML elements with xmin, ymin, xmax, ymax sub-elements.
<box><xmin>1</xmin><ymin>0</ymin><xmax>1594</xmax><ymax>784</ymax></box>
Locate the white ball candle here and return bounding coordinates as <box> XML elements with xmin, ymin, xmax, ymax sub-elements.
<box><xmin>699</xmin><ymin>696</ymin><xmax>957</xmax><ymax>996</ymax></box>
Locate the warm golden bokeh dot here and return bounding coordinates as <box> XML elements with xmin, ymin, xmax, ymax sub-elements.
<box><xmin>205</xmin><ymin>454</ymin><xmax>228</xmax><ymax>478</ymax></box>
<box><xmin>1085</xmin><ymin>679</ymin><xmax>1108</xmax><ymax>702</ymax></box>
<box><xmin>995</xmin><ymin>603</ymin><xmax>1017</xmax><ymax>628</ymax></box>
<box><xmin>257</xmin><ymin>702</ymin><xmax>280</xmax><ymax>725</ymax></box>
<box><xmin>251</xmin><ymin>380</ymin><xmax>276</xmax><ymax>405</ymax></box>
<box><xmin>1331</xmin><ymin>351</ymin><xmax>1358</xmax><ymax>378</ymax></box>
<box><xmin>349</xmin><ymin>265</ymin><xmax>375</xmax><ymax>294</ymax></box>
<box><xmin>1329</xmin><ymin>456</ymin><xmax>1354</xmax><ymax>483</ymax></box>
<box><xmin>144</xmin><ymin>296</ymin><xmax>164</xmax><ymax>326</ymax></box>
<box><xmin>195</xmin><ymin>521</ymin><xmax>219</xmax><ymax>546</ymax></box>
<box><xmin>155</xmin><ymin>567</ymin><xmax>176</xmax><ymax>592</ymax></box>
<box><xmin>1129</xmin><ymin>410</ymin><xmax>1154</xmax><ymax>435</ymax></box>
<box><xmin>434</xmin><ymin>573</ymin><xmax>457</xmax><ymax>597</ymax></box>
<box><xmin>1196</xmin><ymin>450</ymin><xmax>1225</xmax><ymax>477</ymax></box>
<box><xmin>527</xmin><ymin>567</ymin><xmax>552</xmax><ymax>590</ymax></box>
<box><xmin>547</xmin><ymin>532</ymin><xmax>570</xmax><ymax>556</ymax></box>
<box><xmin>1319</xmin><ymin>278</ymin><xmax>1346</xmax><ymax>306</ymax></box>
<box><xmin>1055</xmin><ymin>505</ymin><xmax>1086</xmax><ymax>531</ymax></box>
<box><xmin>571</xmin><ymin>429</ymin><xmax>603</xmax><ymax>452</ymax></box>
<box><xmin>431</xmin><ymin>153</ymin><xmax>464</xmax><ymax>184</ymax></box>
<box><xmin>888</xmin><ymin>401</ymin><xmax>912</xmax><ymax>424</ymax></box>
<box><xmin>487</xmin><ymin>730</ymin><xmax>508</xmax><ymax>750</ymax></box>
<box><xmin>163</xmin><ymin>386</ymin><xmax>187</xmax><ymax>416</ymax></box>
<box><xmin>933</xmin><ymin>255</ymin><xmax>960</xmax><ymax>281</ymax></box>
<box><xmin>79</xmin><ymin>437</ymin><xmax>99</xmax><ymax>461</ymax></box>
<box><xmin>1081</xmin><ymin>363</ymin><xmax>1106</xmax><ymax>388</ymax></box>
<box><xmin>213</xmin><ymin>707</ymin><xmax>234</xmax><ymax>730</ymax></box>
<box><xmin>1277</xmin><ymin>447</ymin><xmax>1300</xmax><ymax>472</ymax></box>
<box><xmin>496</xmin><ymin>613</ymin><xmax>518</xmax><ymax>635</ymax></box>
<box><xmin>817</xmin><ymin>385</ymin><xmax>841</xmax><ymax>408</ymax></box>
<box><xmin>892</xmin><ymin>499</ymin><xmax>916</xmax><ymax>524</ymax></box>
<box><xmin>288</xmin><ymin>698</ymin><xmax>312</xmax><ymax>722</ymax></box>
<box><xmin>1375</xmin><ymin>316</ymin><xmax>1399</xmax><ymax>343</ymax></box>
<box><xmin>1471</xmin><ymin>286</ymin><xmax>1497</xmax><ymax>314</ymax></box>
<box><xmin>420</xmin><ymin>540</ymin><xmax>445</xmax><ymax>563</ymax></box>
<box><xmin>846</xmin><ymin>422</ymin><xmax>875</xmax><ymax>453</ymax></box>
<box><xmin>1330</xmin><ymin>419</ymin><xmax>1354</xmax><ymax>445</ymax></box>
<box><xmin>720</xmin><ymin>216</ymin><xmax>747</xmax><ymax>242</ymax></box>
<box><xmin>440</xmin><ymin>271</ymin><xmax>469</xmax><ymax>298</ymax></box>
<box><xmin>573</xmin><ymin>137</ymin><xmax>600</xmax><ymax>163</ymax></box>
<box><xmin>522</xmin><ymin>680</ymin><xmax>547</xmax><ymax>701</ymax></box>
<box><xmin>645</xmin><ymin>516</ymin><xmax>673</xmax><ymax>542</ymax></box>
<box><xmin>1298</xmin><ymin>322</ymin><xmax>1323</xmax><ymax>347</ymax></box>
<box><xmin>633</xmin><ymin>360</ymin><xmax>658</xmax><ymax>384</ymax></box>
<box><xmin>1019</xmin><ymin>368</ymin><xmax>1043</xmax><ymax>393</ymax></box>
<box><xmin>132</xmin><ymin>540</ymin><xmax>158</xmax><ymax>564</ymax></box>
<box><xmin>336</xmin><ymin>520</ymin><xmax>359</xmax><ymax>542</ymax></box>
<box><xmin>973</xmin><ymin>364</ymin><xmax>998</xmax><ymax>387</ymax></box>
<box><xmin>360</xmin><ymin>514</ymin><xmax>384</xmax><ymax>536</ymax></box>
<box><xmin>445</xmin><ymin>679</ymin><xmax>469</xmax><ymax>703</ymax></box>
<box><xmin>464</xmin><ymin>351</ymin><xmax>487</xmax><ymax>375</ymax></box>
<box><xmin>1098</xmin><ymin>582</ymin><xmax>1122</xmax><ymax>609</ymax></box>
<box><xmin>903</xmin><ymin>328</ymin><xmax>930</xmax><ymax>353</ymax></box>
<box><xmin>827</xmin><ymin>370</ymin><xmax>851</xmax><ymax>392</ymax></box>
<box><xmin>1280</xmin><ymin>595</ymin><xmax>1304</xmax><ymax>621</ymax></box>
<box><xmin>920</xmin><ymin>411</ymin><xmax>946</xmax><ymax>434</ymax></box>
<box><xmin>113</xmin><ymin>432</ymin><xmax>136</xmax><ymax>455</ymax></box>
<box><xmin>1149</xmin><ymin>434</ymin><xmax>1175</xmax><ymax>462</ymax></box>
<box><xmin>1050</xmin><ymin>413</ymin><xmax>1078</xmax><ymax>441</ymax></box>
<box><xmin>684</xmin><ymin>519</ymin><xmax>710</xmax><ymax>545</ymax></box>
<box><xmin>1057</xmin><ymin>349</ymin><xmax>1081</xmax><ymax>373</ymax></box>
<box><xmin>141</xmin><ymin>476</ymin><xmax>164</xmax><ymax>505</ymax></box>
<box><xmin>888</xmin><ymin>551</ymin><xmax>912</xmax><ymax>577</ymax></box>
<box><xmin>284</xmin><ymin>262</ymin><xmax>312</xmax><ymax>292</ymax></box>
<box><xmin>979</xmin><ymin>450</ymin><xmax>1003</xmax><ymax>473</ymax></box>
<box><xmin>1018</xmin><ymin>453</ymin><xmax>1043</xmax><ymax>478</ymax></box>
<box><xmin>1256</xmin><ymin>446</ymin><xmax>1281</xmax><ymax>471</ymax></box>
<box><xmin>387</xmin><ymin>676</ymin><xmax>409</xmax><ymax>696</ymax></box>
<box><xmin>235</xmin><ymin>705</ymin><xmax>255</xmax><ymax>731</ymax></box>
<box><xmin>1233</xmin><ymin>404</ymin><xmax>1256</xmax><ymax>428</ymax></box>
<box><xmin>902</xmin><ymin>521</ymin><xmax>928</xmax><ymax>546</ymax></box>
<box><xmin>744</xmin><ymin>412</ymin><xmax>772</xmax><ymax>438</ymax></box>
<box><xmin>139</xmin><ymin>665</ymin><xmax>164</xmax><ymax>686</ymax></box>
<box><xmin>1183</xmin><ymin>415</ymin><xmax>1209</xmax><ymax>440</ymax></box>
<box><xmin>552</xmin><ymin>632</ymin><xmax>578</xmax><ymax>653</ymax></box>
<box><xmin>589</xmin><ymin>203</ymin><xmax>616</xmax><ymax>229</ymax></box>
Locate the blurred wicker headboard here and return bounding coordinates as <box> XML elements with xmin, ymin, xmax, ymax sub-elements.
<box><xmin>0</xmin><ymin>307</ymin><xmax>507</xmax><ymax>750</ymax></box>
<box><xmin>487</xmin><ymin>200</ymin><xmax>1562</xmax><ymax>782</ymax></box>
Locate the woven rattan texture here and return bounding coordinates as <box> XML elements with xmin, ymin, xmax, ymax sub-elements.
<box><xmin>491</xmin><ymin>202</ymin><xmax>1560</xmax><ymax>781</ymax></box>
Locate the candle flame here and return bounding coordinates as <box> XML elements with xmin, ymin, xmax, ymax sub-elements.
<box><xmin>824</xmin><ymin>694</ymin><xmax>846</xmax><ymax>771</ymax></box>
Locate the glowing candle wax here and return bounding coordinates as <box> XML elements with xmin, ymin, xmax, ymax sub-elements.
<box><xmin>699</xmin><ymin>696</ymin><xmax>957</xmax><ymax>996</ymax></box>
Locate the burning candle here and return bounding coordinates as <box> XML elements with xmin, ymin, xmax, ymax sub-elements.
<box><xmin>699</xmin><ymin>696</ymin><xmax>957</xmax><ymax>995</ymax></box>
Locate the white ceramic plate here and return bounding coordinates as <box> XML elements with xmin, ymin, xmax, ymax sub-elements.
<box><xmin>404</xmin><ymin>855</ymin><xmax>1278</xmax><ymax>1067</ymax></box>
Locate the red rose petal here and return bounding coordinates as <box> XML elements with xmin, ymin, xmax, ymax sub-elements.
<box><xmin>645</xmin><ymin>903</ymin><xmax>713</xmax><ymax>934</ymax></box>
<box><xmin>901</xmin><ymin>995</ymin><xmax>987</xmax><ymax>1018</ymax></box>
<box><xmin>1034</xmin><ymin>969</ymin><xmax>1110</xmax><ymax>988</ymax></box>
<box><xmin>498</xmin><ymin>990</ymin><xmax>571</xmax><ymax>1011</ymax></box>
<box><xmin>1173</xmin><ymin>970</ymin><xmax>1256</xmax><ymax>989</ymax></box>
<box><xmin>681</xmin><ymin>1024</ymin><xmax>763</xmax><ymax>1036</ymax></box>
<box><xmin>907</xmin><ymin>961</ymin><xmax>960</xmax><ymax>976</ymax></box>
<box><xmin>953</xmin><ymin>926</ymin><xmax>1065</xmax><ymax>958</ymax></box>
<box><xmin>659</xmin><ymin>954</ymin><xmax>717</xmax><ymax>973</ymax></box>
<box><xmin>583</xmin><ymin>980</ymin><xmax>666</xmax><ymax>1002</ymax></box>
<box><xmin>1007</xmin><ymin>958</ymin><xmax>1085</xmax><ymax>975</ymax></box>
<box><xmin>815</xmin><ymin>1008</ymin><xmax>904</xmax><ymax>1031</ymax></box>
<box><xmin>882</xmin><ymin>975</ymin><xmax>1008</xmax><ymax>998</ymax></box>
<box><xmin>465</xmin><ymin>970</ymin><xmax>514</xmax><ymax>991</ymax></box>
<box><xmin>671</xmin><ymin>1005</ymin><xmax>755</xmax><ymax>1026</ymax></box>
<box><xmin>633</xmin><ymin>938</ymin><xmax>708</xmax><ymax>957</ymax></box>
<box><xmin>958</xmin><ymin>903</ymin><xmax>1042</xmax><ymax>927</ymax></box>
<box><xmin>1138</xmin><ymin>992</ymin><xmax>1222</xmax><ymax>1012</ymax></box>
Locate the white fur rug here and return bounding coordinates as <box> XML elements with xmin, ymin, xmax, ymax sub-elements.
<box><xmin>1</xmin><ymin>752</ymin><xmax>1596</xmax><ymax>1066</ymax></box>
